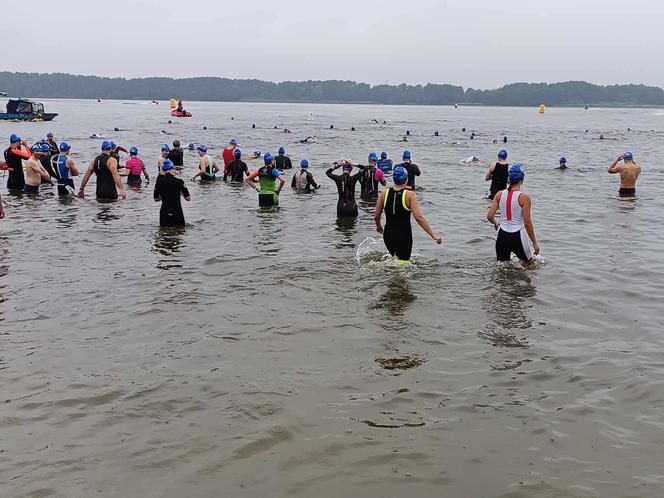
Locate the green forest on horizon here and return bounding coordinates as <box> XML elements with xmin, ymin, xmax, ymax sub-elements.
<box><xmin>1</xmin><ymin>72</ymin><xmax>663</xmax><ymax>107</ymax></box>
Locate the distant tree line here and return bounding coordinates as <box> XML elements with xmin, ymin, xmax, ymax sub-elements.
<box><xmin>1</xmin><ymin>72</ymin><xmax>663</xmax><ymax>106</ymax></box>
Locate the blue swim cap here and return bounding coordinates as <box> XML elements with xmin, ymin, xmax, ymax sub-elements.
<box><xmin>381</xmin><ymin>151</ymin><xmax>387</xmax><ymax>159</ymax></box>
<box><xmin>393</xmin><ymin>166</ymin><xmax>408</xmax><ymax>185</ymax></box>
<box><xmin>101</xmin><ymin>140</ymin><xmax>112</xmax><ymax>151</ymax></box>
<box><xmin>41</xmin><ymin>143</ymin><xmax>50</xmax><ymax>153</ymax></box>
<box><xmin>59</xmin><ymin>142</ymin><xmax>71</xmax><ymax>152</ymax></box>
<box><xmin>254</xmin><ymin>150</ymin><xmax>261</xmax><ymax>157</ymax></box>
<box><xmin>188</xmin><ymin>143</ymin><xmax>195</xmax><ymax>150</ymax></box>
<box><xmin>234</xmin><ymin>148</ymin><xmax>242</xmax><ymax>157</ymax></box>
<box><xmin>264</xmin><ymin>153</ymin><xmax>273</xmax><ymax>164</ymax></box>
<box><xmin>559</xmin><ymin>156</ymin><xmax>567</xmax><ymax>164</ymax></box>
<box><xmin>40</xmin><ymin>138</ymin><xmax>47</xmax><ymax>144</ymax></box>
<box><xmin>508</xmin><ymin>164</ymin><xmax>525</xmax><ymax>184</ymax></box>
<box><xmin>623</xmin><ymin>151</ymin><xmax>633</xmax><ymax>160</ymax></box>
<box><xmin>197</xmin><ymin>144</ymin><xmax>207</xmax><ymax>153</ymax></box>
<box><xmin>162</xmin><ymin>159</ymin><xmax>174</xmax><ymax>171</ymax></box>
<box><xmin>278</xmin><ymin>146</ymin><xmax>285</xmax><ymax>155</ymax></box>
<box><xmin>230</xmin><ymin>138</ymin><xmax>237</xmax><ymax>145</ymax></box>
<box><xmin>498</xmin><ymin>149</ymin><xmax>508</xmax><ymax>159</ymax></box>
<box><xmin>161</xmin><ymin>143</ymin><xmax>170</xmax><ymax>152</ymax></box>
<box><xmin>342</xmin><ymin>163</ymin><xmax>353</xmax><ymax>171</ymax></box>
<box><xmin>130</xmin><ymin>146</ymin><xmax>138</xmax><ymax>155</ymax></box>
<box><xmin>300</xmin><ymin>159</ymin><xmax>309</xmax><ymax>168</ymax></box>
<box><xmin>10</xmin><ymin>134</ymin><xmax>20</xmax><ymax>144</ymax></box>
<box><xmin>31</xmin><ymin>144</ymin><xmax>42</xmax><ymax>153</ymax></box>
<box><xmin>47</xmin><ymin>132</ymin><xmax>54</xmax><ymax>138</ymax></box>
<box><xmin>368</xmin><ymin>152</ymin><xmax>378</xmax><ymax>162</ymax></box>
<box><xmin>110</xmin><ymin>141</ymin><xmax>116</xmax><ymax>149</ymax></box>
<box><xmin>402</xmin><ymin>149</ymin><xmax>411</xmax><ymax>160</ymax></box>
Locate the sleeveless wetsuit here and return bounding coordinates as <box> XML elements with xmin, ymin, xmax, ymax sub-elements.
<box><xmin>224</xmin><ymin>159</ymin><xmax>248</xmax><ymax>182</ymax></box>
<box><xmin>326</xmin><ymin>168</ymin><xmax>362</xmax><ymax>217</ymax></box>
<box><xmin>495</xmin><ymin>189</ymin><xmax>533</xmax><ymax>261</ymax></box>
<box><xmin>377</xmin><ymin>158</ymin><xmax>393</xmax><ymax>173</ymax></box>
<box><xmin>359</xmin><ymin>167</ymin><xmax>385</xmax><ymax>200</ymax></box>
<box><xmin>56</xmin><ymin>154</ymin><xmax>75</xmax><ymax>195</ymax></box>
<box><xmin>258</xmin><ymin>166</ymin><xmax>281</xmax><ymax>206</ymax></box>
<box><xmin>201</xmin><ymin>154</ymin><xmax>216</xmax><ymax>181</ymax></box>
<box><xmin>275</xmin><ymin>155</ymin><xmax>293</xmax><ymax>170</ymax></box>
<box><xmin>93</xmin><ymin>153</ymin><xmax>118</xmax><ymax>200</ymax></box>
<box><xmin>4</xmin><ymin>146</ymin><xmax>28</xmax><ymax>190</ymax></box>
<box><xmin>383</xmin><ymin>188</ymin><xmax>413</xmax><ymax>262</ymax></box>
<box><xmin>489</xmin><ymin>162</ymin><xmax>509</xmax><ymax>199</ymax></box>
<box><xmin>292</xmin><ymin>170</ymin><xmax>317</xmax><ymax>193</ymax></box>
<box><xmin>154</xmin><ymin>174</ymin><xmax>189</xmax><ymax>227</ymax></box>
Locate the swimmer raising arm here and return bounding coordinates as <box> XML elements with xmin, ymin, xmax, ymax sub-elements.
<box><xmin>608</xmin><ymin>155</ymin><xmax>624</xmax><ymax>174</ymax></box>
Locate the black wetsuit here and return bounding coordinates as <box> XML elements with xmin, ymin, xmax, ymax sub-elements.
<box><xmin>39</xmin><ymin>154</ymin><xmax>56</xmax><ymax>183</ymax></box>
<box><xmin>154</xmin><ymin>174</ymin><xmax>189</xmax><ymax>227</ymax></box>
<box><xmin>168</xmin><ymin>147</ymin><xmax>184</xmax><ymax>167</ymax></box>
<box><xmin>489</xmin><ymin>162</ymin><xmax>509</xmax><ymax>199</ymax></box>
<box><xmin>359</xmin><ymin>166</ymin><xmax>382</xmax><ymax>200</ymax></box>
<box><xmin>275</xmin><ymin>155</ymin><xmax>293</xmax><ymax>170</ymax></box>
<box><xmin>326</xmin><ymin>168</ymin><xmax>362</xmax><ymax>218</ymax></box>
<box><xmin>224</xmin><ymin>159</ymin><xmax>248</xmax><ymax>182</ymax></box>
<box><xmin>291</xmin><ymin>170</ymin><xmax>319</xmax><ymax>192</ymax></box>
<box><xmin>93</xmin><ymin>153</ymin><xmax>118</xmax><ymax>200</ymax></box>
<box><xmin>4</xmin><ymin>147</ymin><xmax>26</xmax><ymax>190</ymax></box>
<box><xmin>47</xmin><ymin>140</ymin><xmax>59</xmax><ymax>157</ymax></box>
<box><xmin>396</xmin><ymin>162</ymin><xmax>420</xmax><ymax>189</ymax></box>
<box><xmin>383</xmin><ymin>188</ymin><xmax>413</xmax><ymax>261</ymax></box>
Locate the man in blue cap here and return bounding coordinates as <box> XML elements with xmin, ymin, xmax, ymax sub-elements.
<box><xmin>78</xmin><ymin>141</ymin><xmax>127</xmax><ymax>200</ymax></box>
<box><xmin>222</xmin><ymin>138</ymin><xmax>238</xmax><ymax>170</ymax></box>
<box><xmin>3</xmin><ymin>134</ymin><xmax>31</xmax><ymax>191</ymax></box>
<box><xmin>53</xmin><ymin>142</ymin><xmax>79</xmax><ymax>196</ymax></box>
<box><xmin>46</xmin><ymin>132</ymin><xmax>59</xmax><ymax>156</ymax></box>
<box><xmin>291</xmin><ymin>159</ymin><xmax>320</xmax><ymax>193</ymax></box>
<box><xmin>154</xmin><ymin>159</ymin><xmax>190</xmax><ymax>227</ymax></box>
<box><xmin>275</xmin><ymin>146</ymin><xmax>293</xmax><ymax>170</ymax></box>
<box><xmin>395</xmin><ymin>150</ymin><xmax>420</xmax><ymax>189</ymax></box>
<box><xmin>358</xmin><ymin>152</ymin><xmax>387</xmax><ymax>200</ymax></box>
<box><xmin>608</xmin><ymin>152</ymin><xmax>640</xmax><ymax>197</ymax></box>
<box><xmin>23</xmin><ymin>144</ymin><xmax>54</xmax><ymax>194</ymax></box>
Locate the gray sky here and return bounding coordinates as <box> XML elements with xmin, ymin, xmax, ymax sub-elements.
<box><xmin>4</xmin><ymin>0</ymin><xmax>663</xmax><ymax>89</ymax></box>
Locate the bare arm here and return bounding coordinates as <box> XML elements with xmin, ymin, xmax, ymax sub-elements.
<box><xmin>108</xmin><ymin>158</ymin><xmax>127</xmax><ymax>199</ymax></box>
<box><xmin>521</xmin><ymin>194</ymin><xmax>539</xmax><ymax>255</ymax></box>
<box><xmin>409</xmin><ymin>192</ymin><xmax>442</xmax><ymax>243</ymax></box>
<box><xmin>68</xmin><ymin>159</ymin><xmax>79</xmax><ymax>176</ymax></box>
<box><xmin>191</xmin><ymin>158</ymin><xmax>205</xmax><ymax>181</ymax></box>
<box><xmin>374</xmin><ymin>191</ymin><xmax>386</xmax><ymax>234</ymax></box>
<box><xmin>77</xmin><ymin>160</ymin><xmax>95</xmax><ymax>197</ymax></box>
<box><xmin>608</xmin><ymin>155</ymin><xmax>623</xmax><ymax>174</ymax></box>
<box><xmin>486</xmin><ymin>190</ymin><xmax>501</xmax><ymax>229</ymax></box>
<box><xmin>246</xmin><ymin>170</ymin><xmax>260</xmax><ymax>191</ymax></box>
<box><xmin>142</xmin><ymin>166</ymin><xmax>150</xmax><ymax>181</ymax></box>
<box><xmin>485</xmin><ymin>164</ymin><xmax>495</xmax><ymax>181</ymax></box>
<box><xmin>276</xmin><ymin>174</ymin><xmax>285</xmax><ymax>194</ymax></box>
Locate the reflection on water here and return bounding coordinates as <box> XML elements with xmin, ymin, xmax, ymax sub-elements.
<box><xmin>94</xmin><ymin>204</ymin><xmax>121</xmax><ymax>223</ymax></box>
<box><xmin>369</xmin><ymin>274</ymin><xmax>416</xmax><ymax>320</ymax></box>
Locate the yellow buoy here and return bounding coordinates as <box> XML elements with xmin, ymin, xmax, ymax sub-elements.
<box><xmin>539</xmin><ymin>104</ymin><xmax>546</xmax><ymax>114</ymax></box>
<box><xmin>170</xmin><ymin>99</ymin><xmax>177</xmax><ymax>109</ymax></box>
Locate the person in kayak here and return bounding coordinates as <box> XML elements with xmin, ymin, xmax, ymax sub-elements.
<box><xmin>222</xmin><ymin>138</ymin><xmax>238</xmax><ymax>171</ymax></box>
<box><xmin>275</xmin><ymin>146</ymin><xmax>293</xmax><ymax>170</ymax></box>
<box><xmin>246</xmin><ymin>153</ymin><xmax>285</xmax><ymax>206</ymax></box>
<box><xmin>377</xmin><ymin>151</ymin><xmax>393</xmax><ymax>174</ymax></box>
<box><xmin>78</xmin><ymin>141</ymin><xmax>127</xmax><ymax>200</ymax></box>
<box><xmin>485</xmin><ymin>149</ymin><xmax>509</xmax><ymax>199</ymax></box>
<box><xmin>154</xmin><ymin>159</ymin><xmax>190</xmax><ymax>227</ymax></box>
<box><xmin>23</xmin><ymin>144</ymin><xmax>54</xmax><ymax>194</ymax></box>
<box><xmin>167</xmin><ymin>140</ymin><xmax>184</xmax><ymax>167</ymax></box>
<box><xmin>191</xmin><ymin>144</ymin><xmax>219</xmax><ymax>182</ymax></box>
<box><xmin>395</xmin><ymin>150</ymin><xmax>420</xmax><ymax>189</ymax></box>
<box><xmin>326</xmin><ymin>160</ymin><xmax>363</xmax><ymax>218</ymax></box>
<box><xmin>54</xmin><ymin>142</ymin><xmax>79</xmax><ymax>196</ymax></box>
<box><xmin>4</xmin><ymin>134</ymin><xmax>31</xmax><ymax>191</ymax></box>
<box><xmin>122</xmin><ymin>147</ymin><xmax>150</xmax><ymax>187</ymax></box>
<box><xmin>374</xmin><ymin>166</ymin><xmax>443</xmax><ymax>265</ymax></box>
<box><xmin>223</xmin><ymin>148</ymin><xmax>249</xmax><ymax>182</ymax></box>
<box><xmin>358</xmin><ymin>152</ymin><xmax>387</xmax><ymax>200</ymax></box>
<box><xmin>291</xmin><ymin>159</ymin><xmax>320</xmax><ymax>193</ymax></box>
<box><xmin>487</xmin><ymin>164</ymin><xmax>540</xmax><ymax>267</ymax></box>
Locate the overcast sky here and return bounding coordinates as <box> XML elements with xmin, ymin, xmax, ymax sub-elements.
<box><xmin>4</xmin><ymin>0</ymin><xmax>662</xmax><ymax>89</ymax></box>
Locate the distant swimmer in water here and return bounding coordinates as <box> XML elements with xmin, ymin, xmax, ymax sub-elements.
<box><xmin>503</xmin><ymin>136</ymin><xmax>508</xmax><ymax>143</ymax></box>
<box><xmin>283</xmin><ymin>128</ymin><xmax>292</xmax><ymax>133</ymax></box>
<box><xmin>329</xmin><ymin>124</ymin><xmax>334</xmax><ymax>129</ymax></box>
<box><xmin>358</xmin><ymin>152</ymin><xmax>387</xmax><ymax>201</ymax></box>
<box><xmin>223</xmin><ymin>148</ymin><xmax>249</xmax><ymax>182</ymax></box>
<box><xmin>351</xmin><ymin>127</ymin><xmax>356</xmax><ymax>131</ymax></box>
<box><xmin>485</xmin><ymin>149</ymin><xmax>509</xmax><ymax>199</ymax></box>
<box><xmin>487</xmin><ymin>164</ymin><xmax>540</xmax><ymax>268</ymax></box>
<box><xmin>599</xmin><ymin>134</ymin><xmax>605</xmax><ymax>140</ymax></box>
<box><xmin>248</xmin><ymin>150</ymin><xmax>261</xmax><ymax>160</ymax></box>
<box><xmin>557</xmin><ymin>156</ymin><xmax>568</xmax><ymax>170</ymax></box>
<box><xmin>326</xmin><ymin>160</ymin><xmax>363</xmax><ymax>218</ymax></box>
<box><xmin>23</xmin><ymin>144</ymin><xmax>54</xmax><ymax>194</ymax></box>
<box><xmin>275</xmin><ymin>146</ymin><xmax>293</xmax><ymax>170</ymax></box>
<box><xmin>246</xmin><ymin>153</ymin><xmax>285</xmax><ymax>207</ymax></box>
<box><xmin>78</xmin><ymin>141</ymin><xmax>127</xmax><ymax>200</ymax></box>
<box><xmin>463</xmin><ymin>156</ymin><xmax>482</xmax><ymax>165</ymax></box>
<box><xmin>122</xmin><ymin>147</ymin><xmax>150</xmax><ymax>187</ymax></box>
<box><xmin>299</xmin><ymin>136</ymin><xmax>317</xmax><ymax>144</ymax></box>
<box><xmin>53</xmin><ymin>142</ymin><xmax>79</xmax><ymax>196</ymax></box>
<box><xmin>154</xmin><ymin>159</ymin><xmax>190</xmax><ymax>228</ymax></box>
<box><xmin>158</xmin><ymin>144</ymin><xmax>170</xmax><ymax>175</ymax></box>
<box><xmin>377</xmin><ymin>151</ymin><xmax>393</xmax><ymax>174</ymax></box>
<box><xmin>406</xmin><ymin>130</ymin><xmax>411</xmax><ymax>136</ymax></box>
<box><xmin>608</xmin><ymin>152</ymin><xmax>640</xmax><ymax>197</ymax></box>
<box><xmin>291</xmin><ymin>159</ymin><xmax>320</xmax><ymax>193</ymax></box>
<box><xmin>191</xmin><ymin>145</ymin><xmax>219</xmax><ymax>182</ymax></box>
<box><xmin>374</xmin><ymin>166</ymin><xmax>442</xmax><ymax>265</ymax></box>
<box><xmin>401</xmin><ymin>136</ymin><xmax>409</xmax><ymax>142</ymax></box>
<box><xmin>395</xmin><ymin>150</ymin><xmax>420</xmax><ymax>189</ymax></box>
<box><xmin>90</xmin><ymin>133</ymin><xmax>104</xmax><ymax>139</ymax></box>
<box><xmin>434</xmin><ymin>130</ymin><xmax>439</xmax><ymax>136</ymax></box>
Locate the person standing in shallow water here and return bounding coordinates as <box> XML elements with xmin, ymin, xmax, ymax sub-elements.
<box><xmin>608</xmin><ymin>152</ymin><xmax>640</xmax><ymax>197</ymax></box>
<box><xmin>485</xmin><ymin>149</ymin><xmax>509</xmax><ymax>199</ymax></box>
<box><xmin>78</xmin><ymin>141</ymin><xmax>127</xmax><ymax>200</ymax></box>
<box><xmin>326</xmin><ymin>160</ymin><xmax>363</xmax><ymax>218</ymax></box>
<box><xmin>487</xmin><ymin>164</ymin><xmax>540</xmax><ymax>268</ymax></box>
<box><xmin>154</xmin><ymin>159</ymin><xmax>190</xmax><ymax>227</ymax></box>
<box><xmin>246</xmin><ymin>153</ymin><xmax>285</xmax><ymax>206</ymax></box>
<box><xmin>374</xmin><ymin>166</ymin><xmax>442</xmax><ymax>265</ymax></box>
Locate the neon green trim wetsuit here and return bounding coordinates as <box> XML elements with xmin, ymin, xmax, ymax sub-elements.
<box><xmin>383</xmin><ymin>187</ymin><xmax>412</xmax><ymax>265</ymax></box>
<box><xmin>258</xmin><ymin>165</ymin><xmax>281</xmax><ymax>206</ymax></box>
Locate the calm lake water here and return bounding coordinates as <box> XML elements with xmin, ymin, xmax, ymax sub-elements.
<box><xmin>1</xmin><ymin>99</ymin><xmax>663</xmax><ymax>498</ymax></box>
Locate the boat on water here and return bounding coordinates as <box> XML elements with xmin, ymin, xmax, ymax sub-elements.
<box><xmin>0</xmin><ymin>99</ymin><xmax>58</xmax><ymax>121</ymax></box>
<box><xmin>171</xmin><ymin>110</ymin><xmax>192</xmax><ymax>118</ymax></box>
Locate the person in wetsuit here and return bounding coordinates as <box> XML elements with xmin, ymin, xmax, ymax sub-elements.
<box><xmin>191</xmin><ymin>144</ymin><xmax>219</xmax><ymax>182</ymax></box>
<box><xmin>485</xmin><ymin>149</ymin><xmax>509</xmax><ymax>199</ymax></box>
<box><xmin>78</xmin><ymin>141</ymin><xmax>127</xmax><ymax>200</ymax></box>
<box><xmin>394</xmin><ymin>149</ymin><xmax>420</xmax><ymax>189</ymax></box>
<box><xmin>53</xmin><ymin>142</ymin><xmax>79</xmax><ymax>196</ymax></box>
<box><xmin>275</xmin><ymin>146</ymin><xmax>293</xmax><ymax>170</ymax></box>
<box><xmin>246</xmin><ymin>153</ymin><xmax>285</xmax><ymax>206</ymax></box>
<box><xmin>557</xmin><ymin>157</ymin><xmax>568</xmax><ymax>170</ymax></box>
<box><xmin>223</xmin><ymin>148</ymin><xmax>249</xmax><ymax>182</ymax></box>
<box><xmin>122</xmin><ymin>147</ymin><xmax>150</xmax><ymax>186</ymax></box>
<box><xmin>326</xmin><ymin>160</ymin><xmax>363</xmax><ymax>218</ymax></box>
<box><xmin>291</xmin><ymin>159</ymin><xmax>320</xmax><ymax>193</ymax></box>
<box><xmin>35</xmin><ymin>139</ymin><xmax>57</xmax><ymax>182</ymax></box>
<box><xmin>608</xmin><ymin>152</ymin><xmax>640</xmax><ymax>197</ymax></box>
<box><xmin>377</xmin><ymin>151</ymin><xmax>393</xmax><ymax>174</ymax></box>
<box><xmin>154</xmin><ymin>159</ymin><xmax>190</xmax><ymax>227</ymax></box>
<box><xmin>222</xmin><ymin>138</ymin><xmax>238</xmax><ymax>172</ymax></box>
<box><xmin>487</xmin><ymin>164</ymin><xmax>540</xmax><ymax>267</ymax></box>
<box><xmin>46</xmin><ymin>132</ymin><xmax>59</xmax><ymax>156</ymax></box>
<box><xmin>374</xmin><ymin>166</ymin><xmax>442</xmax><ymax>265</ymax></box>
<box><xmin>157</xmin><ymin>144</ymin><xmax>170</xmax><ymax>175</ymax></box>
<box><xmin>4</xmin><ymin>134</ymin><xmax>31</xmax><ymax>191</ymax></box>
<box><xmin>167</xmin><ymin>140</ymin><xmax>184</xmax><ymax>167</ymax></box>
<box><xmin>358</xmin><ymin>152</ymin><xmax>387</xmax><ymax>200</ymax></box>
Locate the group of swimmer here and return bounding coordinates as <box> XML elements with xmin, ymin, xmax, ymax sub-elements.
<box><xmin>0</xmin><ymin>131</ymin><xmax>642</xmax><ymax>266</ymax></box>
